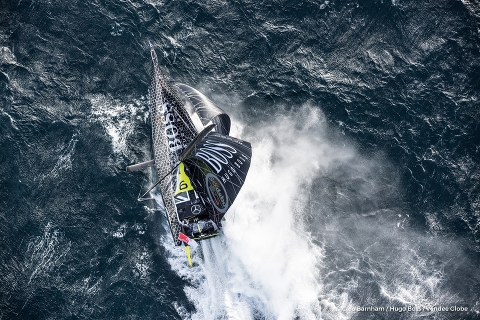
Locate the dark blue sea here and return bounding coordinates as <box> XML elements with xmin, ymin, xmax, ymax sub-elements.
<box><xmin>1</xmin><ymin>0</ymin><xmax>479</xmax><ymax>319</ymax></box>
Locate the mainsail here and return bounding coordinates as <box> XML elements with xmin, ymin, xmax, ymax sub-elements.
<box><xmin>148</xmin><ymin>44</ymin><xmax>197</xmax><ymax>245</ymax></box>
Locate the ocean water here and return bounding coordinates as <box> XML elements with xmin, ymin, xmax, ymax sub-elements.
<box><xmin>1</xmin><ymin>0</ymin><xmax>479</xmax><ymax>319</ymax></box>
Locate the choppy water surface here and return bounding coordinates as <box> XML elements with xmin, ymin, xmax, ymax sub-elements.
<box><xmin>1</xmin><ymin>0</ymin><xmax>479</xmax><ymax>319</ymax></box>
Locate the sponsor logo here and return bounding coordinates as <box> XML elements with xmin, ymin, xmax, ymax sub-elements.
<box><xmin>205</xmin><ymin>173</ymin><xmax>229</xmax><ymax>213</ymax></box>
<box><xmin>195</xmin><ymin>140</ymin><xmax>237</xmax><ymax>173</ymax></box>
<box><xmin>191</xmin><ymin>204</ymin><xmax>202</xmax><ymax>215</ymax></box>
<box><xmin>162</xmin><ymin>102</ymin><xmax>187</xmax><ymax>155</ymax></box>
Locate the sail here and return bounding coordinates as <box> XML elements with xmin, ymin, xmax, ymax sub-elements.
<box><xmin>183</xmin><ymin>132</ymin><xmax>252</xmax><ymax>223</ymax></box>
<box><xmin>149</xmin><ymin>44</ymin><xmax>197</xmax><ymax>245</ymax></box>
<box><xmin>176</xmin><ymin>83</ymin><xmax>231</xmax><ymax>135</ymax></box>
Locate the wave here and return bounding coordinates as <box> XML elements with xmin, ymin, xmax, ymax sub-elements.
<box><xmin>152</xmin><ymin>103</ymin><xmax>476</xmax><ymax>319</ymax></box>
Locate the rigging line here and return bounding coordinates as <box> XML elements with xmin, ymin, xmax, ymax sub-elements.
<box><xmin>138</xmin><ymin>124</ymin><xmax>216</xmax><ymax>200</ymax></box>
<box><xmin>137</xmin><ymin>177</ymin><xmax>145</xmax><ymax>199</ymax></box>
<box><xmin>137</xmin><ymin>176</ymin><xmax>157</xmax><ymax>202</ymax></box>
<box><xmin>139</xmin><ymin>168</ymin><xmax>186</xmax><ymax>226</ymax></box>
<box><xmin>138</xmin><ymin>162</ymin><xmax>180</xmax><ymax>200</ymax></box>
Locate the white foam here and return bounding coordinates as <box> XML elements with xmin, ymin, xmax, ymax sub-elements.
<box><xmin>158</xmin><ymin>105</ymin><xmax>353</xmax><ymax>319</ymax></box>
<box><xmin>0</xmin><ymin>46</ymin><xmax>16</xmax><ymax>64</ymax></box>
<box><xmin>25</xmin><ymin>222</ymin><xmax>71</xmax><ymax>285</ymax></box>
<box><xmin>155</xmin><ymin>102</ymin><xmax>463</xmax><ymax>319</ymax></box>
<box><xmin>88</xmin><ymin>94</ymin><xmax>148</xmax><ymax>157</ymax></box>
<box><xmin>37</xmin><ymin>133</ymin><xmax>78</xmax><ymax>185</ymax></box>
